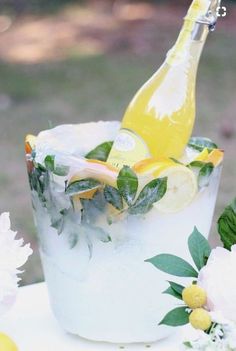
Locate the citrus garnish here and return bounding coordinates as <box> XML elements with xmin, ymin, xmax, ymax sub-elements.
<box><xmin>68</xmin><ymin>159</ymin><xmax>118</xmax><ymax>200</ymax></box>
<box><xmin>189</xmin><ymin>308</ymin><xmax>212</xmax><ymax>331</ymax></box>
<box><xmin>154</xmin><ymin>164</ymin><xmax>197</xmax><ymax>213</ymax></box>
<box><xmin>133</xmin><ymin>158</ymin><xmax>197</xmax><ymax>213</ymax></box>
<box><xmin>25</xmin><ymin>134</ymin><xmax>36</xmax><ymax>154</ymax></box>
<box><xmin>206</xmin><ymin>149</ymin><xmax>224</xmax><ymax>166</ymax></box>
<box><xmin>193</xmin><ymin>147</ymin><xmax>209</xmax><ymax>162</ymax></box>
<box><xmin>182</xmin><ymin>284</ymin><xmax>207</xmax><ymax>309</ymax></box>
<box><xmin>133</xmin><ymin>157</ymin><xmax>175</xmax><ymax>176</ymax></box>
<box><xmin>0</xmin><ymin>332</ymin><xmax>18</xmax><ymax>351</ymax></box>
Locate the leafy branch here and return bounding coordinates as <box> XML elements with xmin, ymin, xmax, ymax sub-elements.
<box><xmin>145</xmin><ymin>227</ymin><xmax>212</xmax><ymax>327</ymax></box>
<box><xmin>188</xmin><ymin>137</ymin><xmax>218</xmax><ymax>152</ymax></box>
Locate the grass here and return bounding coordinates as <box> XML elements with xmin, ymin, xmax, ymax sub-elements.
<box><xmin>0</xmin><ymin>26</ymin><xmax>235</xmax><ymax>285</ymax></box>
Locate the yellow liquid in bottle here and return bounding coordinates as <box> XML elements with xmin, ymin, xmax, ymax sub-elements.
<box><xmin>108</xmin><ymin>0</ymin><xmax>212</xmax><ymax>169</ymax></box>
<box><xmin>122</xmin><ymin>58</ymin><xmax>196</xmax><ymax>159</ymax></box>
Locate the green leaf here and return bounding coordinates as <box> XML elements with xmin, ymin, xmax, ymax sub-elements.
<box><xmin>90</xmin><ymin>191</ymin><xmax>107</xmax><ymax>211</ymax></box>
<box><xmin>167</xmin><ymin>281</ymin><xmax>185</xmax><ymax>295</ymax></box>
<box><xmin>145</xmin><ymin>254</ymin><xmax>198</xmax><ymax>278</ymax></box>
<box><xmin>104</xmin><ymin>185</ymin><xmax>123</xmax><ymax>211</ymax></box>
<box><xmin>163</xmin><ymin>287</ymin><xmax>182</xmax><ymax>300</ymax></box>
<box><xmin>188</xmin><ymin>160</ymin><xmax>205</xmax><ymax>169</ymax></box>
<box><xmin>85</xmin><ymin>141</ymin><xmax>113</xmax><ymax>161</ymax></box>
<box><xmin>44</xmin><ymin>154</ymin><xmax>69</xmax><ymax>176</ymax></box>
<box><xmin>65</xmin><ymin>178</ymin><xmax>101</xmax><ymax>196</ymax></box>
<box><xmin>188</xmin><ymin>137</ymin><xmax>218</xmax><ymax>152</ymax></box>
<box><xmin>218</xmin><ymin>198</ymin><xmax>236</xmax><ymax>250</ymax></box>
<box><xmin>44</xmin><ymin>155</ymin><xmax>55</xmax><ymax>171</ymax></box>
<box><xmin>188</xmin><ymin>161</ymin><xmax>214</xmax><ymax>189</ymax></box>
<box><xmin>84</xmin><ymin>224</ymin><xmax>112</xmax><ymax>243</ymax></box>
<box><xmin>183</xmin><ymin>341</ymin><xmax>193</xmax><ymax>348</ymax></box>
<box><xmin>53</xmin><ymin>164</ymin><xmax>69</xmax><ymax>176</ymax></box>
<box><xmin>169</xmin><ymin>158</ymin><xmax>184</xmax><ymax>165</ymax></box>
<box><xmin>159</xmin><ymin>307</ymin><xmax>189</xmax><ymax>326</ymax></box>
<box><xmin>68</xmin><ymin>232</ymin><xmax>79</xmax><ymax>249</ymax></box>
<box><xmin>198</xmin><ymin>162</ymin><xmax>214</xmax><ymax>188</ymax></box>
<box><xmin>128</xmin><ymin>177</ymin><xmax>167</xmax><ymax>215</ymax></box>
<box><xmin>117</xmin><ymin>166</ymin><xmax>138</xmax><ymax>206</ymax></box>
<box><xmin>188</xmin><ymin>226</ymin><xmax>211</xmax><ymax>270</ymax></box>
<box><xmin>51</xmin><ymin>216</ymin><xmax>65</xmax><ymax>235</ymax></box>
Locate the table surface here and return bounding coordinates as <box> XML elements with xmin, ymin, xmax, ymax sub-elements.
<box><xmin>0</xmin><ymin>283</ymin><xmax>198</xmax><ymax>351</ymax></box>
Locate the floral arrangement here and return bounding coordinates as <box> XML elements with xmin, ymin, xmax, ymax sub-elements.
<box><xmin>146</xmin><ymin>198</ymin><xmax>236</xmax><ymax>350</ymax></box>
<box><xmin>0</xmin><ymin>212</ymin><xmax>32</xmax><ymax>350</ymax></box>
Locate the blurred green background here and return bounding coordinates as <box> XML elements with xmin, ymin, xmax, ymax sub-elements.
<box><xmin>0</xmin><ymin>0</ymin><xmax>235</xmax><ymax>285</ymax></box>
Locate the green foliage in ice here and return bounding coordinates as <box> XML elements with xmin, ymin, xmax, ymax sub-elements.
<box><xmin>44</xmin><ymin>155</ymin><xmax>55</xmax><ymax>172</ymax></box>
<box><xmin>198</xmin><ymin>163</ymin><xmax>214</xmax><ymax>188</ymax></box>
<box><xmin>28</xmin><ymin>166</ymin><xmax>47</xmax><ymax>206</ymax></box>
<box><xmin>218</xmin><ymin>198</ymin><xmax>236</xmax><ymax>250</ymax></box>
<box><xmin>104</xmin><ymin>185</ymin><xmax>123</xmax><ymax>211</ymax></box>
<box><xmin>44</xmin><ymin>155</ymin><xmax>69</xmax><ymax>176</ymax></box>
<box><xmin>188</xmin><ymin>161</ymin><xmax>214</xmax><ymax>189</ymax></box>
<box><xmin>117</xmin><ymin>165</ymin><xmax>138</xmax><ymax>206</ymax></box>
<box><xmin>128</xmin><ymin>177</ymin><xmax>167</xmax><ymax>215</ymax></box>
<box><xmin>188</xmin><ymin>137</ymin><xmax>218</xmax><ymax>152</ymax></box>
<box><xmin>85</xmin><ymin>141</ymin><xmax>113</xmax><ymax>162</ymax></box>
<box><xmin>65</xmin><ymin>178</ymin><xmax>101</xmax><ymax>196</ymax></box>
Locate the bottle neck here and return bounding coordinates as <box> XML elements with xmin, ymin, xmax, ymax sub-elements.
<box><xmin>166</xmin><ymin>0</ymin><xmax>222</xmax><ymax>67</ymax></box>
<box><xmin>166</xmin><ymin>19</ymin><xmax>209</xmax><ymax>67</ymax></box>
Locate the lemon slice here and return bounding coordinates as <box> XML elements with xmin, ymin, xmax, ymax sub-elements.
<box><xmin>154</xmin><ymin>164</ymin><xmax>197</xmax><ymax>213</ymax></box>
<box><xmin>0</xmin><ymin>332</ymin><xmax>18</xmax><ymax>351</ymax></box>
<box><xmin>133</xmin><ymin>158</ymin><xmax>197</xmax><ymax>213</ymax></box>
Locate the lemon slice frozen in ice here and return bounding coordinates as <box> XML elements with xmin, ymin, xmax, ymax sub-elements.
<box><xmin>154</xmin><ymin>164</ymin><xmax>198</xmax><ymax>213</ymax></box>
<box><xmin>133</xmin><ymin>158</ymin><xmax>198</xmax><ymax>213</ymax></box>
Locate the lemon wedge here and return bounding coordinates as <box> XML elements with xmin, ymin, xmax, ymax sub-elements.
<box><xmin>0</xmin><ymin>332</ymin><xmax>18</xmax><ymax>351</ymax></box>
<box><xmin>194</xmin><ymin>147</ymin><xmax>209</xmax><ymax>162</ymax></box>
<box><xmin>207</xmin><ymin>149</ymin><xmax>224</xmax><ymax>166</ymax></box>
<box><xmin>133</xmin><ymin>157</ymin><xmax>175</xmax><ymax>176</ymax></box>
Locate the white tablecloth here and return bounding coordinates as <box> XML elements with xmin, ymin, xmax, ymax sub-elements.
<box><xmin>0</xmin><ymin>283</ymin><xmax>198</xmax><ymax>351</ymax></box>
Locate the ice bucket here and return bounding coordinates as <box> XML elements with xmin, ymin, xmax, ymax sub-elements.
<box><xmin>25</xmin><ymin>121</ymin><xmax>222</xmax><ymax>343</ymax></box>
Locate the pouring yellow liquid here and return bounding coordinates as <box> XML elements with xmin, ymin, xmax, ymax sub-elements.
<box><xmin>108</xmin><ymin>0</ymin><xmax>221</xmax><ymax>169</ymax></box>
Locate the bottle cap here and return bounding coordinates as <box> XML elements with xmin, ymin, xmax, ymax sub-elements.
<box><xmin>185</xmin><ymin>0</ymin><xmax>222</xmax><ymax>29</ymax></box>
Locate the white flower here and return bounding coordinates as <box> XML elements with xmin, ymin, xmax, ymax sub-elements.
<box><xmin>197</xmin><ymin>245</ymin><xmax>236</xmax><ymax>323</ymax></box>
<box><xmin>0</xmin><ymin>213</ymin><xmax>32</xmax><ymax>315</ymax></box>
<box><xmin>183</xmin><ymin>323</ymin><xmax>236</xmax><ymax>351</ymax></box>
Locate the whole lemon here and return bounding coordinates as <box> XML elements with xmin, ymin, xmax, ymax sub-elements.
<box><xmin>182</xmin><ymin>284</ymin><xmax>207</xmax><ymax>309</ymax></box>
<box><xmin>189</xmin><ymin>308</ymin><xmax>212</xmax><ymax>331</ymax></box>
<box><xmin>0</xmin><ymin>332</ymin><xmax>18</xmax><ymax>351</ymax></box>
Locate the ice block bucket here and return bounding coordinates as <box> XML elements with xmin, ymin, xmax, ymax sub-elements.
<box><xmin>25</xmin><ymin>122</ymin><xmax>222</xmax><ymax>343</ymax></box>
